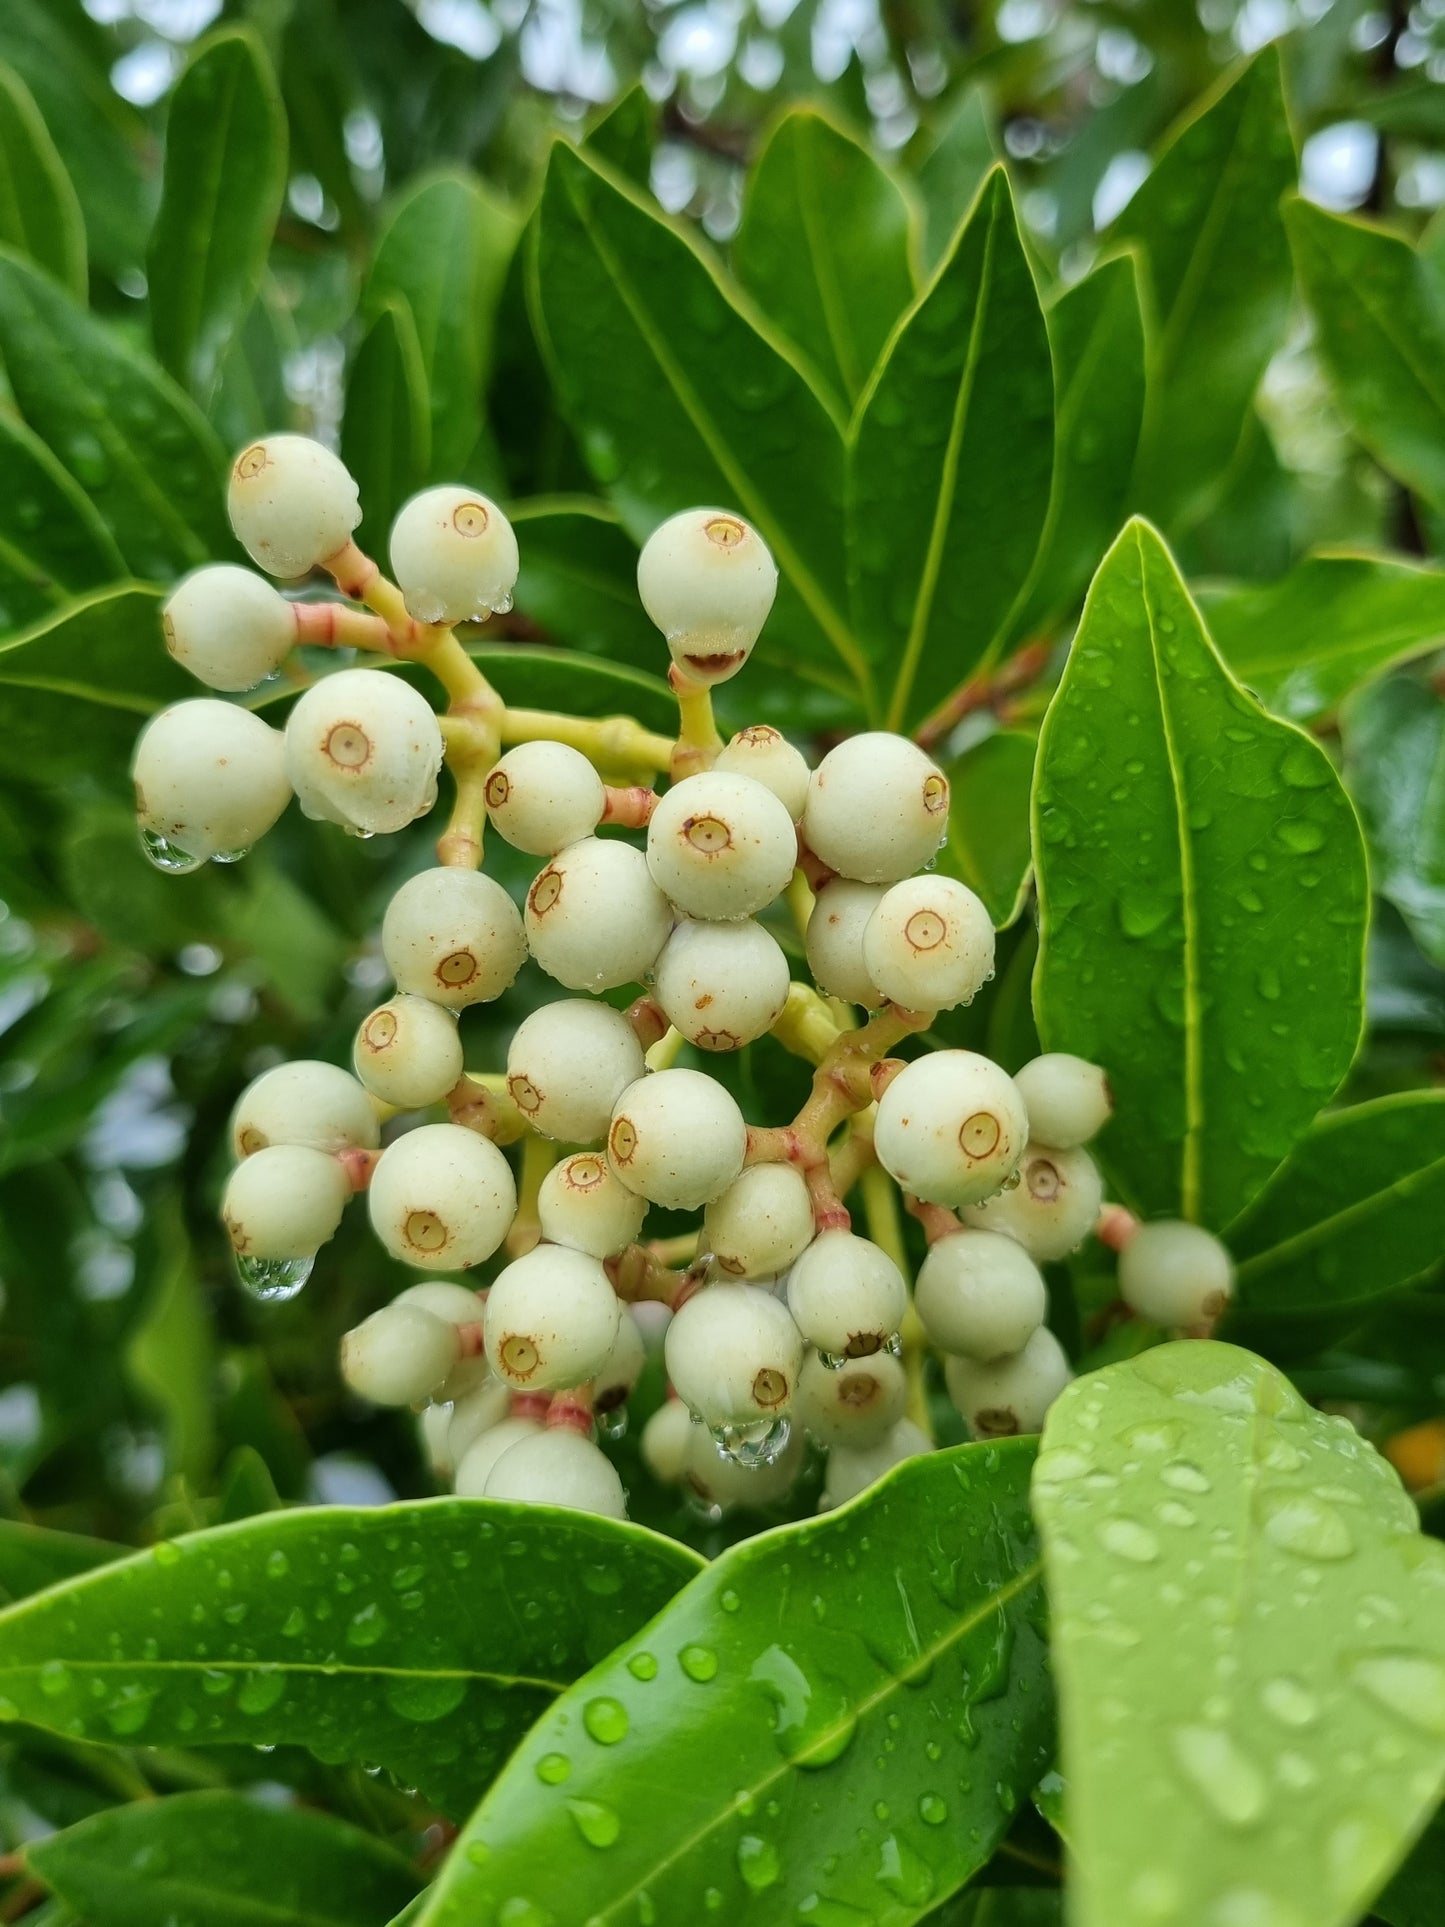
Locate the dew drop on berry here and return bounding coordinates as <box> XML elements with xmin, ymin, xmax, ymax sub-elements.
<box><xmin>140</xmin><ymin>827</ymin><xmax>204</xmax><ymax>874</ymax></box>
<box><xmin>234</xmin><ymin>1251</ymin><xmax>314</xmax><ymax>1301</ymax></box>
<box><xmin>712</xmin><ymin>1414</ymin><xmax>792</xmax><ymax>1467</ymax></box>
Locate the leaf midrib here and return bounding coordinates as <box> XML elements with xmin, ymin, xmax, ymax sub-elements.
<box><xmin>0</xmin><ymin>1655</ymin><xmax>563</xmax><ymax>1693</ymax></box>
<box><xmin>36</xmin><ymin>1855</ymin><xmax>393</xmax><ymax>1927</ymax></box>
<box><xmin>172</xmin><ymin>47</ymin><xmax>245</xmax><ymax>385</ymax></box>
<box><xmin>793</xmin><ymin>130</ymin><xmax>857</xmax><ymax>402</ymax></box>
<box><xmin>1236</xmin><ymin>1142</ymin><xmax>1445</xmax><ymax>1286</ymax></box>
<box><xmin>1298</xmin><ymin>211</ymin><xmax>1445</xmax><ymax>424</ymax></box>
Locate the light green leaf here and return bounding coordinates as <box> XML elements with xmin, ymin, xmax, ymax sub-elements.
<box><xmin>0</xmin><ymin>62</ymin><xmax>84</xmax><ymax>297</ymax></box>
<box><xmin>1228</xmin><ymin>1091</ymin><xmax>1445</xmax><ymax>1315</ymax></box>
<box><xmin>0</xmin><ymin>1521</ymin><xmax>119</xmax><ymax>1607</ymax></box>
<box><xmin>28</xmin><ymin>1790</ymin><xmax>420</xmax><ymax>1927</ymax></box>
<box><xmin>209</xmin><ymin>282</ymin><xmax>299</xmax><ymax>452</ymax></box>
<box><xmin>915</xmin><ymin>87</ymin><xmax>998</xmax><ymax>273</ymax></box>
<box><xmin>125</xmin><ymin>1197</ymin><xmax>217</xmax><ymax>1486</ymax></box>
<box><xmin>0</xmin><ymin>1500</ymin><xmax>702</xmax><ymax>1820</ymax></box>
<box><xmin>1202</xmin><ymin>551</ymin><xmax>1445</xmax><ymax>722</ymax></box>
<box><xmin>1342</xmin><ymin>674</ymin><xmax>1445</xmax><ymax>966</ymax></box>
<box><xmin>417</xmin><ymin>1443</ymin><xmax>1050</xmax><ymax>1927</ymax></box>
<box><xmin>734</xmin><ymin>108</ymin><xmax>916</xmax><ymax>411</ymax></box>
<box><xmin>341</xmin><ymin>297</ymin><xmax>431</xmax><ymax>548</ymax></box>
<box><xmin>1032</xmin><ymin>520</ymin><xmax>1367</xmax><ymax>1228</ymax></box>
<box><xmin>1034</xmin><ymin>1341</ymin><xmax>1445</xmax><ymax>1927</ymax></box>
<box><xmin>510</xmin><ymin>497</ymin><xmax>647</xmax><ymax>666</ymax></box>
<box><xmin>148</xmin><ymin>28</ymin><xmax>288</xmax><ymax>399</ymax></box>
<box><xmin>0</xmin><ymin>251</ymin><xmax>230</xmax><ymax>577</ymax></box>
<box><xmin>1286</xmin><ymin>196</ymin><xmax>1445</xmax><ymax>515</ymax></box>
<box><xmin>850</xmin><ymin>167</ymin><xmax>1054</xmax><ymax>732</ymax></box>
<box><xmin>1117</xmin><ymin>53</ymin><xmax>1296</xmax><ymax>527</ymax></box>
<box><xmin>939</xmin><ymin>729</ymin><xmax>1035</xmax><ymax>927</ymax></box>
<box><xmin>0</xmin><ymin>412</ymin><xmax>126</xmax><ymax>633</ymax></box>
<box><xmin>529</xmin><ymin>141</ymin><xmax>863</xmax><ymax>704</ymax></box>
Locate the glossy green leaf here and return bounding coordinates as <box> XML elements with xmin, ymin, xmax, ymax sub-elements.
<box><xmin>148</xmin><ymin>29</ymin><xmax>288</xmax><ymax>399</ymax></box>
<box><xmin>28</xmin><ymin>1790</ymin><xmax>419</xmax><ymax>1927</ymax></box>
<box><xmin>585</xmin><ymin>84</ymin><xmax>653</xmax><ymax>188</ymax></box>
<box><xmin>1228</xmin><ymin>1091</ymin><xmax>1445</xmax><ymax>1315</ymax></box>
<box><xmin>734</xmin><ymin>108</ymin><xmax>916</xmax><ymax>411</ymax></box>
<box><xmin>417</xmin><ymin>1443</ymin><xmax>1050</xmax><ymax>1927</ymax></box>
<box><xmin>1202</xmin><ymin>552</ymin><xmax>1445</xmax><ymax>722</ymax></box>
<box><xmin>1035</xmin><ymin>1341</ymin><xmax>1445</xmax><ymax>1927</ymax></box>
<box><xmin>209</xmin><ymin>280</ymin><xmax>299</xmax><ymax>452</ymax></box>
<box><xmin>1032</xmin><ymin>520</ymin><xmax>1367</xmax><ymax>1228</ymax></box>
<box><xmin>1342</xmin><ymin>674</ymin><xmax>1445</xmax><ymax>965</ymax></box>
<box><xmin>1117</xmin><ymin>53</ymin><xmax>1296</xmax><ymax>527</ymax></box>
<box><xmin>1015</xmin><ymin>252</ymin><xmax>1147</xmax><ymax>637</ymax></box>
<box><xmin>510</xmin><ymin>497</ymin><xmax>647</xmax><ymax>666</ymax></box>
<box><xmin>850</xmin><ymin>167</ymin><xmax>1054</xmax><ymax>732</ymax></box>
<box><xmin>0</xmin><ymin>1501</ymin><xmax>702</xmax><ymax>1820</ymax></box>
<box><xmin>0</xmin><ymin>251</ymin><xmax>230</xmax><ymax>577</ymax></box>
<box><xmin>0</xmin><ymin>1522</ymin><xmax>119</xmax><ymax>1607</ymax></box>
<box><xmin>530</xmin><ymin>141</ymin><xmax>863</xmax><ymax>703</ymax></box>
<box><xmin>0</xmin><ymin>63</ymin><xmax>84</xmax><ymax>297</ymax></box>
<box><xmin>1286</xmin><ymin>196</ymin><xmax>1445</xmax><ymax>515</ymax></box>
<box><xmin>915</xmin><ymin>87</ymin><xmax>998</xmax><ymax>273</ymax></box>
<box><xmin>0</xmin><ymin>412</ymin><xmax>126</xmax><ymax>633</ymax></box>
<box><xmin>341</xmin><ymin>297</ymin><xmax>431</xmax><ymax>548</ymax></box>
<box><xmin>939</xmin><ymin>729</ymin><xmax>1036</xmax><ymax>927</ymax></box>
<box><xmin>364</xmin><ymin>170</ymin><xmax>521</xmax><ymax>480</ymax></box>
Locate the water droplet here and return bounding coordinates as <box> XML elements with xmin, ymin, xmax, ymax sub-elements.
<box><xmin>720</xmin><ymin>1590</ymin><xmax>740</xmax><ymax>1613</ymax></box>
<box><xmin>711</xmin><ymin>1414</ymin><xmax>792</xmax><ymax>1466</ymax></box>
<box><xmin>346</xmin><ymin>1602</ymin><xmax>388</xmax><ymax>1648</ymax></box>
<box><xmin>1260</xmin><ymin>1677</ymin><xmax>1317</xmax><ymax>1728</ymax></box>
<box><xmin>139</xmin><ymin>826</ymin><xmax>202</xmax><ymax>874</ymax></box>
<box><xmin>875</xmin><ymin>1833</ymin><xmax>934</xmax><ymax>1906</ymax></box>
<box><xmin>752</xmin><ymin>1644</ymin><xmax>858</xmax><ymax>1769</ymax></box>
<box><xmin>536</xmin><ymin>1752</ymin><xmax>571</xmax><ymax>1785</ymax></box>
<box><xmin>238</xmin><ymin>1668</ymin><xmax>285</xmax><ymax>1715</ymax></box>
<box><xmin>679</xmin><ymin>1645</ymin><xmax>718</xmax><ymax>1683</ymax></box>
<box><xmin>736</xmin><ymin>1835</ymin><xmax>781</xmax><ymax>1892</ymax></box>
<box><xmin>567</xmin><ymin>1798</ymin><xmax>620</xmax><ymax>1848</ymax></box>
<box><xmin>582</xmin><ymin>1696</ymin><xmax>629</xmax><ymax>1745</ymax></box>
<box><xmin>104</xmin><ymin>1684</ymin><xmax>157</xmax><ymax>1737</ymax></box>
<box><xmin>1170</xmin><ymin>1725</ymin><xmax>1266</xmax><ymax>1825</ymax></box>
<box><xmin>152</xmin><ymin>1540</ymin><xmax>182</xmax><ymax>1567</ymax></box>
<box><xmin>1161</xmin><ymin>1460</ymin><xmax>1211</xmax><ymax>1494</ymax></box>
<box><xmin>39</xmin><ymin>1662</ymin><xmax>72</xmax><ymax>1698</ymax></box>
<box><xmin>918</xmin><ymin>1793</ymin><xmax>948</xmax><ymax>1825</ymax></box>
<box><xmin>1258</xmin><ymin>1492</ymin><xmax>1353</xmax><ymax>1562</ymax></box>
<box><xmin>265</xmin><ymin>1550</ymin><xmax>289</xmax><ymax>1580</ymax></box>
<box><xmin>1097</xmin><ymin>1518</ymin><xmax>1160</xmax><ymax>1564</ymax></box>
<box><xmin>1350</xmin><ymin>1652</ymin><xmax>1445</xmax><ymax>1735</ymax></box>
<box><xmin>626</xmin><ymin>1652</ymin><xmax>658</xmax><ymax>1682</ymax></box>
<box><xmin>385</xmin><ymin>1674</ymin><xmax>467</xmax><ymax>1722</ymax></box>
<box><xmin>211</xmin><ymin>845</ymin><xmax>252</xmax><ymax>865</ymax></box>
<box><xmin>234</xmin><ymin>1252</ymin><xmax>314</xmax><ymax>1302</ymax></box>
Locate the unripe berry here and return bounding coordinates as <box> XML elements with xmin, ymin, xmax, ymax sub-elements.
<box><xmin>714</xmin><ymin>726</ymin><xmax>809</xmax><ymax>820</ymax></box>
<box><xmin>637</xmin><ymin>509</ymin><xmax>777</xmax><ymax>683</ymax></box>
<box><xmin>221</xmin><ymin>1144</ymin><xmax>349</xmax><ymax>1260</ymax></box>
<box><xmin>874</xmin><ymin>1050</ymin><xmax>1028</xmax><ymax>1208</ymax></box>
<box><xmin>484</xmin><ymin>1427</ymin><xmax>627</xmax><ymax>1520</ymax></box>
<box><xmin>419</xmin><ymin>1400</ymin><xmax>457</xmax><ymax>1480</ymax></box>
<box><xmin>484</xmin><ymin>1245</ymin><xmax>621</xmax><ymax>1391</ymax></box>
<box><xmin>1118</xmin><ymin>1220</ymin><xmax>1234</xmax><ymax>1329</ymax></box>
<box><xmin>663</xmin><ymin>1282</ymin><xmax>803</xmax><ymax>1432</ymax></box>
<box><xmin>227</xmin><ymin>435</ymin><xmax>360</xmax><ymax>578</ymax></box>
<box><xmin>507</xmin><ymin>1001</ymin><xmax>646</xmax><ymax>1145</ymax></box>
<box><xmin>389</xmin><ymin>485</ymin><xmax>519</xmax><ymax>625</ymax></box>
<box><xmin>1013</xmin><ymin>1053</ymin><xmax>1112</xmax><ymax>1150</ymax></box>
<box><xmin>353</xmin><ymin>995</ymin><xmax>463</xmax><ymax>1110</ymax></box>
<box><xmin>641</xmin><ymin>1397</ymin><xmax>695</xmax><ymax>1486</ymax></box>
<box><xmin>914</xmin><ymin>1229</ymin><xmax>1046</xmax><ymax>1361</ymax></box>
<box><xmin>133</xmin><ymin>700</ymin><xmax>290</xmax><ymax>868</ymax></box>
<box><xmin>803</xmin><ymin>733</ymin><xmax>948</xmax><ymax>883</ymax></box>
<box><xmin>703</xmin><ymin>1163</ymin><xmax>814</xmax><ymax>1279</ymax></box>
<box><xmin>285</xmin><ymin>668</ymin><xmax>443</xmax><ymax>837</ymax></box>
<box><xmin>787</xmin><ymin>1230</ymin><xmax>907</xmax><ymax>1361</ymax></box>
<box><xmin>231</xmin><ymin>1060</ymin><xmax>378</xmax><ymax>1159</ymax></box>
<box><xmin>607</xmin><ymin>1069</ymin><xmax>747</xmax><ymax>1209</ymax></box>
<box><xmin>646</xmin><ymin>771</ymin><xmax>796</xmax><ymax>920</ymax></box>
<box><xmin>368</xmin><ymin>1123</ymin><xmax>516</xmax><ymax>1271</ymax></box>
<box><xmin>805</xmin><ymin>879</ymin><xmax>887</xmax><ymax>1009</ymax></box>
<box><xmin>537</xmin><ymin>1152</ymin><xmax>646</xmax><ymax>1258</ymax></box>
<box><xmin>862</xmin><ymin>875</ymin><xmax>994</xmax><ymax>1011</ymax></box>
<box><xmin>381</xmin><ymin>867</ymin><xmax>526</xmax><ymax>1010</ymax></box>
<box><xmin>653</xmin><ymin>918</ymin><xmax>789</xmax><ymax>1051</ymax></box>
<box><xmin>163</xmin><ymin>564</ymin><xmax>295</xmax><ymax>691</ymax></box>
<box><xmin>454</xmin><ymin>1415</ymin><xmax>541</xmax><ymax>1496</ymax></box>
<box><xmin>820</xmin><ymin>1418</ymin><xmax>932</xmax><ymax>1509</ymax></box>
<box><xmin>525</xmin><ymin>838</ymin><xmax>672</xmax><ymax>991</ymax></box>
<box><xmin>447</xmin><ymin>1375</ymin><xmax>513</xmax><ymax>1464</ymax></box>
<box><xmin>340</xmin><ymin>1301</ymin><xmax>460</xmax><ymax>1407</ymax></box>
<box><xmin>484</xmin><ymin>742</ymin><xmax>605</xmax><ymax>856</ymax></box>
<box><xmin>795</xmin><ymin>1348</ymin><xmax>906</xmax><ymax>1450</ymax></box>
<box><xmin>395</xmin><ymin>1280</ymin><xmax>488</xmax><ymax>1398</ymax></box>
<box><xmin>594</xmin><ymin>1310</ymin><xmax>646</xmax><ymax>1417</ymax></box>
<box><xmin>962</xmin><ymin>1143</ymin><xmax>1103</xmax><ymax>1262</ymax></box>
<box><xmin>683</xmin><ymin>1416</ymin><xmax>805</xmax><ymax>1512</ymax></box>
<box><xmin>944</xmin><ymin>1326</ymin><xmax>1072</xmax><ymax>1438</ymax></box>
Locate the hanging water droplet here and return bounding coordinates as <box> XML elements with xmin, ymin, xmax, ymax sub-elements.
<box><xmin>735</xmin><ymin>1834</ymin><xmax>781</xmax><ymax>1892</ymax></box>
<box><xmin>566</xmin><ymin>1797</ymin><xmax>620</xmax><ymax>1848</ymax></box>
<box><xmin>140</xmin><ymin>826</ymin><xmax>203</xmax><ymax>874</ymax></box>
<box><xmin>596</xmin><ymin>1406</ymin><xmax>628</xmax><ymax>1444</ymax></box>
<box><xmin>582</xmin><ymin>1696</ymin><xmax>629</xmax><ymax>1745</ymax></box>
<box><xmin>1257</xmin><ymin>1492</ymin><xmax>1353</xmax><ymax>1562</ymax></box>
<box><xmin>712</xmin><ymin>1414</ymin><xmax>791</xmax><ymax>1467</ymax></box>
<box><xmin>211</xmin><ymin>845</ymin><xmax>252</xmax><ymax>865</ymax></box>
<box><xmin>1349</xmin><ymin>1652</ymin><xmax>1445</xmax><ymax>1736</ymax></box>
<box><xmin>234</xmin><ymin>1252</ymin><xmax>314</xmax><ymax>1301</ymax></box>
<box><xmin>1169</xmin><ymin>1725</ymin><xmax>1266</xmax><ymax>1826</ymax></box>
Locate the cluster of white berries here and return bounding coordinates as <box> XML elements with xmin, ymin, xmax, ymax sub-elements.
<box><xmin>136</xmin><ymin>433</ymin><xmax>1237</xmax><ymax>1528</ymax></box>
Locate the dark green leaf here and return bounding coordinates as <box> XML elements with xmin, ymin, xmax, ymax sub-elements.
<box><xmin>0</xmin><ymin>252</ymin><xmax>230</xmax><ymax>578</ymax></box>
<box><xmin>0</xmin><ymin>62</ymin><xmax>84</xmax><ymax>298</ymax></box>
<box><xmin>1286</xmin><ymin>196</ymin><xmax>1445</xmax><ymax>515</ymax></box>
<box><xmin>915</xmin><ymin>87</ymin><xmax>998</xmax><ymax>273</ymax></box>
<box><xmin>59</xmin><ymin>798</ymin><xmax>226</xmax><ymax>953</ymax></box>
<box><xmin>510</xmin><ymin>498</ymin><xmax>647</xmax><ymax>665</ymax></box>
<box><xmin>0</xmin><ymin>413</ymin><xmax>126</xmax><ymax>633</ymax></box>
<box><xmin>364</xmin><ymin>171</ymin><xmax>521</xmax><ymax>481</ymax></box>
<box><xmin>125</xmin><ymin>1201</ymin><xmax>217</xmax><ymax>1487</ymax></box>
<box><xmin>585</xmin><ymin>85</ymin><xmax>653</xmax><ymax>188</ymax></box>
<box><xmin>1033</xmin><ymin>520</ymin><xmax>1367</xmax><ymax>1228</ymax></box>
<box><xmin>1117</xmin><ymin>53</ymin><xmax>1296</xmax><ymax>527</ymax></box>
<box><xmin>0</xmin><ymin>1522</ymin><xmax>119</xmax><ymax>1607</ymax></box>
<box><xmin>148</xmin><ymin>29</ymin><xmax>288</xmax><ymax>399</ymax></box>
<box><xmin>0</xmin><ymin>1500</ymin><xmax>702</xmax><ymax>1819</ymax></box>
<box><xmin>530</xmin><ymin>141</ymin><xmax>863</xmax><ymax>704</ymax></box>
<box><xmin>208</xmin><ymin>281</ymin><xmax>300</xmax><ymax>453</ymax></box>
<box><xmin>939</xmin><ymin>729</ymin><xmax>1035</xmax><ymax>927</ymax></box>
<box><xmin>850</xmin><ymin>167</ymin><xmax>1054</xmax><ymax>732</ymax></box>
<box><xmin>1377</xmin><ymin>1809</ymin><xmax>1445</xmax><ymax>1927</ymax></box>
<box><xmin>1342</xmin><ymin>675</ymin><xmax>1445</xmax><ymax>966</ymax></box>
<box><xmin>734</xmin><ymin>108</ymin><xmax>916</xmax><ymax>412</ymax></box>
<box><xmin>416</xmin><ymin>1443</ymin><xmax>1050</xmax><ymax>1927</ymax></box>
<box><xmin>278</xmin><ymin>0</ymin><xmax>368</xmax><ymax>243</ymax></box>
<box><xmin>341</xmin><ymin>298</ymin><xmax>431</xmax><ymax>549</ymax></box>
<box><xmin>1035</xmin><ymin>1341</ymin><xmax>1445</xmax><ymax>1927</ymax></box>
<box><xmin>1228</xmin><ymin>1091</ymin><xmax>1445</xmax><ymax>1315</ymax></box>
<box><xmin>1202</xmin><ymin>552</ymin><xmax>1445</xmax><ymax>722</ymax></box>
<box><xmin>28</xmin><ymin>1790</ymin><xmax>419</xmax><ymax>1927</ymax></box>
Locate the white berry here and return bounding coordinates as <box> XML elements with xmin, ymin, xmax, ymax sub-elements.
<box><xmin>221</xmin><ymin>1144</ymin><xmax>350</xmax><ymax>1260</ymax></box>
<box><xmin>653</xmin><ymin>918</ymin><xmax>789</xmax><ymax>1051</ymax></box>
<box><xmin>914</xmin><ymin>1229</ymin><xmax>1046</xmax><ymax>1361</ymax></box>
<box><xmin>484</xmin><ymin>1245</ymin><xmax>620</xmax><ymax>1391</ymax></box>
<box><xmin>663</xmin><ymin>1281</ymin><xmax>803</xmax><ymax>1431</ymax></box>
<box><xmin>419</xmin><ymin>1400</ymin><xmax>459</xmax><ymax>1480</ymax></box>
<box><xmin>537</xmin><ymin>1152</ymin><xmax>646</xmax><ymax>1258</ymax></box>
<box><xmin>703</xmin><ymin>1163</ymin><xmax>814</xmax><ymax>1279</ymax></box>
<box><xmin>1118</xmin><ymin>1220</ymin><xmax>1234</xmax><ymax>1329</ymax></box>
<box><xmin>795</xmin><ymin>1348</ymin><xmax>906</xmax><ymax>1450</ymax></box>
<box><xmin>637</xmin><ymin>508</ymin><xmax>777</xmax><ymax>683</ymax></box>
<box><xmin>874</xmin><ymin>1050</ymin><xmax>1028</xmax><ymax>1208</ymax></box>
<box><xmin>805</xmin><ymin>879</ymin><xmax>887</xmax><ymax>1009</ymax></box>
<box><xmin>340</xmin><ymin>1301</ymin><xmax>460</xmax><ymax>1407</ymax></box>
<box><xmin>231</xmin><ymin>1060</ymin><xmax>378</xmax><ymax>1159</ymax></box>
<box><xmin>506</xmin><ymin>1001</ymin><xmax>645</xmax><ymax>1144</ymax></box>
<box><xmin>382</xmin><ymin>866</ymin><xmax>526</xmax><ymax>1010</ymax></box>
<box><xmin>820</xmin><ymin>1418</ymin><xmax>932</xmax><ymax>1509</ymax></box>
<box><xmin>646</xmin><ymin>771</ymin><xmax>796</xmax><ymax>920</ymax></box>
<box><xmin>483</xmin><ymin>742</ymin><xmax>605</xmax><ymax>856</ymax></box>
<box><xmin>285</xmin><ymin>667</ymin><xmax>443</xmax><ymax>836</ymax></box>
<box><xmin>787</xmin><ymin>1229</ymin><xmax>907</xmax><ymax>1360</ymax></box>
<box><xmin>962</xmin><ymin>1143</ymin><xmax>1103</xmax><ymax>1262</ymax></box>
<box><xmin>944</xmin><ymin>1326</ymin><xmax>1072</xmax><ymax>1438</ymax></box>
<box><xmin>714</xmin><ymin>726</ymin><xmax>810</xmax><ymax>820</ymax></box>
<box><xmin>394</xmin><ymin>1280</ymin><xmax>488</xmax><ymax>1397</ymax></box>
<box><xmin>1014</xmin><ymin>1053</ymin><xmax>1112</xmax><ymax>1149</ymax></box>
<box><xmin>454</xmin><ymin>1415</ymin><xmax>541</xmax><ymax>1496</ymax></box>
<box><xmin>352</xmin><ymin>994</ymin><xmax>463</xmax><ymax>1109</ymax></box>
<box><xmin>227</xmin><ymin>435</ymin><xmax>360</xmax><ymax>578</ymax></box>
<box><xmin>484</xmin><ymin>1427</ymin><xmax>627</xmax><ymax>1520</ymax></box>
<box><xmin>593</xmin><ymin>1310</ymin><xmax>646</xmax><ymax>1419</ymax></box>
<box><xmin>607</xmin><ymin>1069</ymin><xmax>747</xmax><ymax>1209</ymax></box>
<box><xmin>163</xmin><ymin>564</ymin><xmax>295</xmax><ymax>691</ymax></box>
<box><xmin>133</xmin><ymin>700</ymin><xmax>290</xmax><ymax>865</ymax></box>
<box><xmin>389</xmin><ymin>485</ymin><xmax>519</xmax><ymax>625</ymax></box>
<box><xmin>367</xmin><ymin>1122</ymin><xmax>516</xmax><ymax>1270</ymax></box>
<box><xmin>803</xmin><ymin>733</ymin><xmax>948</xmax><ymax>883</ymax></box>
<box><xmin>862</xmin><ymin>875</ymin><xmax>995</xmax><ymax>1011</ymax></box>
<box><xmin>641</xmin><ymin>1397</ymin><xmax>695</xmax><ymax>1485</ymax></box>
<box><xmin>447</xmin><ymin>1375</ymin><xmax>513</xmax><ymax>1464</ymax></box>
<box><xmin>525</xmin><ymin>838</ymin><xmax>672</xmax><ymax>991</ymax></box>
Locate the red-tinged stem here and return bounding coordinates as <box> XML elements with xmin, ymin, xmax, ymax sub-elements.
<box><xmin>624</xmin><ymin>995</ymin><xmax>670</xmax><ymax>1049</ymax></box>
<box><xmin>511</xmin><ymin>1391</ymin><xmax>551</xmax><ymax>1423</ymax></box>
<box><xmin>455</xmin><ymin>1320</ymin><xmax>485</xmax><ymax>1359</ymax></box>
<box><xmin>602</xmin><ymin>784</ymin><xmax>658</xmax><ymax>828</ymax></box>
<box><xmin>905</xmin><ymin>1193</ymin><xmax>961</xmax><ymax>1246</ymax></box>
<box><xmin>805</xmin><ymin>1160</ymin><xmax>851</xmax><ymax>1232</ymax></box>
<box><xmin>292</xmin><ymin>600</ymin><xmax>397</xmax><ymax>652</ymax></box>
<box><xmin>546</xmin><ymin>1386</ymin><xmax>595</xmax><ymax>1433</ymax></box>
<box><xmin>336</xmin><ymin>1147</ymin><xmax>381</xmax><ymax>1192</ymax></box>
<box><xmin>606</xmin><ymin>1243</ymin><xmax>691</xmax><ymax>1309</ymax></box>
<box><xmin>914</xmin><ymin>638</ymin><xmax>1053</xmax><ymax>753</ymax></box>
<box><xmin>1096</xmin><ymin>1203</ymin><xmax>1141</xmax><ymax>1252</ymax></box>
<box><xmin>447</xmin><ymin>1075</ymin><xmax>527</xmax><ymax>1146</ymax></box>
<box><xmin>795</xmin><ymin>830</ymin><xmax>835</xmax><ymax>892</ymax></box>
